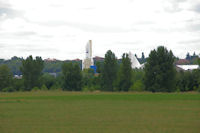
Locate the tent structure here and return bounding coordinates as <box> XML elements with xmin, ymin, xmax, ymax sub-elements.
<box><xmin>128</xmin><ymin>52</ymin><xmax>143</xmax><ymax>69</ymax></box>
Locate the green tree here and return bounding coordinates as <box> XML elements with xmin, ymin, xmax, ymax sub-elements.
<box><xmin>62</xmin><ymin>62</ymin><xmax>82</xmax><ymax>91</ymax></box>
<box><xmin>12</xmin><ymin>79</ymin><xmax>24</xmax><ymax>91</ymax></box>
<box><xmin>96</xmin><ymin>61</ymin><xmax>104</xmax><ymax>73</ymax></box>
<box><xmin>0</xmin><ymin>65</ymin><xmax>13</xmax><ymax>91</ymax></box>
<box><xmin>116</xmin><ymin>53</ymin><xmax>132</xmax><ymax>91</ymax></box>
<box><xmin>144</xmin><ymin>46</ymin><xmax>176</xmax><ymax>92</ymax></box>
<box><xmin>20</xmin><ymin>56</ymin><xmax>44</xmax><ymax>91</ymax></box>
<box><xmin>101</xmin><ymin>50</ymin><xmax>118</xmax><ymax>91</ymax></box>
<box><xmin>41</xmin><ymin>73</ymin><xmax>56</xmax><ymax>89</ymax></box>
<box><xmin>82</xmin><ymin>68</ymin><xmax>94</xmax><ymax>88</ymax></box>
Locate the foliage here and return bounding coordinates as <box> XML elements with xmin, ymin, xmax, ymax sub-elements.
<box><xmin>0</xmin><ymin>56</ymin><xmax>23</xmax><ymax>75</ymax></box>
<box><xmin>0</xmin><ymin>64</ymin><xmax>13</xmax><ymax>91</ymax></box>
<box><xmin>144</xmin><ymin>46</ymin><xmax>176</xmax><ymax>92</ymax></box>
<box><xmin>132</xmin><ymin>69</ymin><xmax>144</xmax><ymax>82</ymax></box>
<box><xmin>12</xmin><ymin>78</ymin><xmax>24</xmax><ymax>91</ymax></box>
<box><xmin>41</xmin><ymin>84</ymin><xmax>48</xmax><ymax>91</ymax></box>
<box><xmin>62</xmin><ymin>62</ymin><xmax>82</xmax><ymax>91</ymax></box>
<box><xmin>41</xmin><ymin>73</ymin><xmax>56</xmax><ymax>89</ymax></box>
<box><xmin>2</xmin><ymin>87</ymin><xmax>15</xmax><ymax>92</ymax></box>
<box><xmin>116</xmin><ymin>53</ymin><xmax>132</xmax><ymax>91</ymax></box>
<box><xmin>32</xmin><ymin>87</ymin><xmax>40</xmax><ymax>91</ymax></box>
<box><xmin>82</xmin><ymin>68</ymin><xmax>94</xmax><ymax>88</ymax></box>
<box><xmin>20</xmin><ymin>56</ymin><xmax>44</xmax><ymax>91</ymax></box>
<box><xmin>95</xmin><ymin>61</ymin><xmax>104</xmax><ymax>73</ymax></box>
<box><xmin>130</xmin><ymin>80</ymin><xmax>144</xmax><ymax>91</ymax></box>
<box><xmin>176</xmin><ymin>70</ymin><xmax>200</xmax><ymax>91</ymax></box>
<box><xmin>101</xmin><ymin>50</ymin><xmax>118</xmax><ymax>91</ymax></box>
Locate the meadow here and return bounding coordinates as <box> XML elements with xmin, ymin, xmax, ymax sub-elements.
<box><xmin>0</xmin><ymin>91</ymin><xmax>200</xmax><ymax>133</ymax></box>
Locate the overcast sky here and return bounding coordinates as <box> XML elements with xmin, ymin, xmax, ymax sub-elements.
<box><xmin>0</xmin><ymin>0</ymin><xmax>200</xmax><ymax>60</ymax></box>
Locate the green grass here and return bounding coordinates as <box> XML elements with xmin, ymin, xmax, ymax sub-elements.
<box><xmin>0</xmin><ymin>91</ymin><xmax>200</xmax><ymax>133</ymax></box>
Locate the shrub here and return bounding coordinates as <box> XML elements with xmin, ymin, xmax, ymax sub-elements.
<box><xmin>82</xmin><ymin>87</ymin><xmax>95</xmax><ymax>92</ymax></box>
<box><xmin>2</xmin><ymin>87</ymin><xmax>15</xmax><ymax>92</ymax></box>
<box><xmin>41</xmin><ymin>84</ymin><xmax>48</xmax><ymax>91</ymax></box>
<box><xmin>130</xmin><ymin>80</ymin><xmax>144</xmax><ymax>92</ymax></box>
<box><xmin>32</xmin><ymin>87</ymin><xmax>40</xmax><ymax>91</ymax></box>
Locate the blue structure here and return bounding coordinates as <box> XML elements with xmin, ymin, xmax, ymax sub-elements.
<box><xmin>90</xmin><ymin>65</ymin><xmax>97</xmax><ymax>73</ymax></box>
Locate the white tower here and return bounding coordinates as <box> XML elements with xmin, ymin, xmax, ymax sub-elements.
<box><xmin>82</xmin><ymin>40</ymin><xmax>94</xmax><ymax>70</ymax></box>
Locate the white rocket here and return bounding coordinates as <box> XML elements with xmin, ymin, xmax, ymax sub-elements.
<box><xmin>82</xmin><ymin>40</ymin><xmax>94</xmax><ymax>69</ymax></box>
<box><xmin>86</xmin><ymin>40</ymin><xmax>92</xmax><ymax>59</ymax></box>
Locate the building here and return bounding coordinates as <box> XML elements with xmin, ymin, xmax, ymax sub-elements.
<box><xmin>176</xmin><ymin>65</ymin><xmax>199</xmax><ymax>72</ymax></box>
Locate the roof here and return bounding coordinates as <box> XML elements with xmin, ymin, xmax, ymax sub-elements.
<box><xmin>93</xmin><ymin>56</ymin><xmax>104</xmax><ymax>61</ymax></box>
<box><xmin>176</xmin><ymin>59</ymin><xmax>190</xmax><ymax>65</ymax></box>
<box><xmin>44</xmin><ymin>58</ymin><xmax>57</xmax><ymax>62</ymax></box>
<box><xmin>176</xmin><ymin>65</ymin><xmax>199</xmax><ymax>71</ymax></box>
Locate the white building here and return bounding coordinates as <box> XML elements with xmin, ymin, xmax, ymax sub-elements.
<box><xmin>176</xmin><ymin>65</ymin><xmax>199</xmax><ymax>71</ymax></box>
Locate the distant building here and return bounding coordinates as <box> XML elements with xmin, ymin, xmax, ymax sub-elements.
<box><xmin>176</xmin><ymin>65</ymin><xmax>199</xmax><ymax>72</ymax></box>
<box><xmin>44</xmin><ymin>58</ymin><xmax>58</xmax><ymax>62</ymax></box>
<box><xmin>48</xmin><ymin>72</ymin><xmax>57</xmax><ymax>77</ymax></box>
<box><xmin>13</xmin><ymin>75</ymin><xmax>22</xmax><ymax>79</ymax></box>
<box><xmin>93</xmin><ymin>56</ymin><xmax>104</xmax><ymax>62</ymax></box>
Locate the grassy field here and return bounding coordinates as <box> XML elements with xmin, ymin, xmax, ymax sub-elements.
<box><xmin>0</xmin><ymin>91</ymin><xmax>200</xmax><ymax>133</ymax></box>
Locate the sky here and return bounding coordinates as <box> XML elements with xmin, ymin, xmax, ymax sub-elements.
<box><xmin>0</xmin><ymin>0</ymin><xmax>200</xmax><ymax>60</ymax></box>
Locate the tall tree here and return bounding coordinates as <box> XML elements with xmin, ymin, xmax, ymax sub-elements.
<box><xmin>20</xmin><ymin>56</ymin><xmax>44</xmax><ymax>91</ymax></box>
<box><xmin>62</xmin><ymin>62</ymin><xmax>82</xmax><ymax>91</ymax></box>
<box><xmin>144</xmin><ymin>46</ymin><xmax>176</xmax><ymax>92</ymax></box>
<box><xmin>101</xmin><ymin>50</ymin><xmax>118</xmax><ymax>91</ymax></box>
<box><xmin>0</xmin><ymin>65</ymin><xmax>12</xmax><ymax>91</ymax></box>
<box><xmin>117</xmin><ymin>53</ymin><xmax>132</xmax><ymax>91</ymax></box>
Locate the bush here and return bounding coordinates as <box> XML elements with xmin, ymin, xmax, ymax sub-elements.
<box><xmin>32</xmin><ymin>87</ymin><xmax>40</xmax><ymax>91</ymax></box>
<box><xmin>41</xmin><ymin>84</ymin><xmax>48</xmax><ymax>91</ymax></box>
<box><xmin>50</xmin><ymin>83</ymin><xmax>61</xmax><ymax>90</ymax></box>
<box><xmin>2</xmin><ymin>87</ymin><xmax>15</xmax><ymax>92</ymax></box>
<box><xmin>82</xmin><ymin>87</ymin><xmax>95</xmax><ymax>92</ymax></box>
<box><xmin>130</xmin><ymin>80</ymin><xmax>144</xmax><ymax>92</ymax></box>
<box><xmin>12</xmin><ymin>79</ymin><xmax>24</xmax><ymax>91</ymax></box>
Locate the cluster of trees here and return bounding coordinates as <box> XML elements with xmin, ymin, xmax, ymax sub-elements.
<box><xmin>0</xmin><ymin>46</ymin><xmax>200</xmax><ymax>92</ymax></box>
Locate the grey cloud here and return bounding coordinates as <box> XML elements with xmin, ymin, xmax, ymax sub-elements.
<box><xmin>193</xmin><ymin>3</ymin><xmax>200</xmax><ymax>13</ymax></box>
<box><xmin>178</xmin><ymin>39</ymin><xmax>200</xmax><ymax>44</ymax></box>
<box><xmin>0</xmin><ymin>43</ymin><xmax>6</xmax><ymax>49</ymax></box>
<box><xmin>19</xmin><ymin>47</ymin><xmax>58</xmax><ymax>53</ymax></box>
<box><xmin>34</xmin><ymin>21</ymin><xmax>134</xmax><ymax>33</ymax></box>
<box><xmin>0</xmin><ymin>7</ymin><xmax>23</xmax><ymax>19</ymax></box>
<box><xmin>13</xmin><ymin>31</ymin><xmax>37</xmax><ymax>36</ymax></box>
<box><xmin>162</xmin><ymin>0</ymin><xmax>187</xmax><ymax>13</ymax></box>
<box><xmin>3</xmin><ymin>43</ymin><xmax>59</xmax><ymax>53</ymax></box>
<box><xmin>80</xmin><ymin>7</ymin><xmax>95</xmax><ymax>10</ymax></box>
<box><xmin>0</xmin><ymin>0</ymin><xmax>10</xmax><ymax>8</ymax></box>
<box><xmin>115</xmin><ymin>41</ymin><xmax>142</xmax><ymax>45</ymax></box>
<box><xmin>0</xmin><ymin>31</ymin><xmax>37</xmax><ymax>38</ymax></box>
<box><xmin>0</xmin><ymin>0</ymin><xmax>23</xmax><ymax>20</ymax></box>
<box><xmin>177</xmin><ymin>39</ymin><xmax>200</xmax><ymax>53</ymax></box>
<box><xmin>187</xmin><ymin>23</ymin><xmax>200</xmax><ymax>32</ymax></box>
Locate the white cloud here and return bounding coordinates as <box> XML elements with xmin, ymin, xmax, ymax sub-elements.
<box><xmin>0</xmin><ymin>0</ymin><xmax>200</xmax><ymax>60</ymax></box>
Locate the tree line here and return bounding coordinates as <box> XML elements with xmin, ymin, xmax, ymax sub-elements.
<box><xmin>0</xmin><ymin>46</ymin><xmax>200</xmax><ymax>92</ymax></box>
